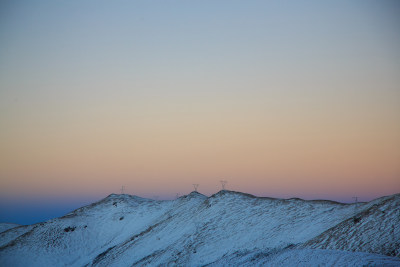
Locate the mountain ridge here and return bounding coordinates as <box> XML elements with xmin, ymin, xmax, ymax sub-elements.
<box><xmin>0</xmin><ymin>191</ymin><xmax>399</xmax><ymax>266</ymax></box>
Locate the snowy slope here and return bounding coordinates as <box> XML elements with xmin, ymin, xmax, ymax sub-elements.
<box><xmin>0</xmin><ymin>224</ymin><xmax>34</xmax><ymax>247</ymax></box>
<box><xmin>0</xmin><ymin>191</ymin><xmax>399</xmax><ymax>266</ymax></box>
<box><xmin>0</xmin><ymin>194</ymin><xmax>178</xmax><ymax>266</ymax></box>
<box><xmin>301</xmin><ymin>194</ymin><xmax>400</xmax><ymax>257</ymax></box>
<box><xmin>0</xmin><ymin>223</ymin><xmax>20</xmax><ymax>234</ymax></box>
<box><xmin>208</xmin><ymin>248</ymin><xmax>400</xmax><ymax>266</ymax></box>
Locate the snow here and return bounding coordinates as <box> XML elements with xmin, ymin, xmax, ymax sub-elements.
<box><xmin>209</xmin><ymin>249</ymin><xmax>400</xmax><ymax>266</ymax></box>
<box><xmin>0</xmin><ymin>191</ymin><xmax>399</xmax><ymax>266</ymax></box>
<box><xmin>302</xmin><ymin>193</ymin><xmax>400</xmax><ymax>257</ymax></box>
<box><xmin>0</xmin><ymin>223</ymin><xmax>20</xmax><ymax>234</ymax></box>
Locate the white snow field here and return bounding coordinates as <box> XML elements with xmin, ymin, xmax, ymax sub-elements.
<box><xmin>0</xmin><ymin>191</ymin><xmax>399</xmax><ymax>266</ymax></box>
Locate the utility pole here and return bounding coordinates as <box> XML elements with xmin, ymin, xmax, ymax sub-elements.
<box><xmin>193</xmin><ymin>184</ymin><xmax>199</xmax><ymax>192</ymax></box>
<box><xmin>121</xmin><ymin>186</ymin><xmax>125</xmax><ymax>194</ymax></box>
<box><xmin>352</xmin><ymin>196</ymin><xmax>359</xmax><ymax>212</ymax></box>
<box><xmin>220</xmin><ymin>180</ymin><xmax>227</xmax><ymax>190</ymax></box>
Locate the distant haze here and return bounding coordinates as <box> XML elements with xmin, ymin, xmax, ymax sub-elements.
<box><xmin>0</xmin><ymin>0</ymin><xmax>399</xmax><ymax>214</ymax></box>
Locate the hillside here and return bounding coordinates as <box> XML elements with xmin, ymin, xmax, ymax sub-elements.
<box><xmin>0</xmin><ymin>191</ymin><xmax>399</xmax><ymax>266</ymax></box>
<box><xmin>0</xmin><ymin>223</ymin><xmax>20</xmax><ymax>234</ymax></box>
<box><xmin>301</xmin><ymin>194</ymin><xmax>400</xmax><ymax>257</ymax></box>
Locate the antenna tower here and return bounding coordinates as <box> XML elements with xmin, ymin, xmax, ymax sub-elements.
<box><xmin>193</xmin><ymin>184</ymin><xmax>199</xmax><ymax>192</ymax></box>
<box><xmin>220</xmin><ymin>180</ymin><xmax>228</xmax><ymax>190</ymax></box>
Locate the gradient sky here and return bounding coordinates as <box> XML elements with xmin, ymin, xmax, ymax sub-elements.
<box><xmin>1</xmin><ymin>1</ymin><xmax>399</xmax><ymax>223</ymax></box>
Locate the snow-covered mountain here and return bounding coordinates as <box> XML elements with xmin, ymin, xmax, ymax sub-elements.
<box><xmin>0</xmin><ymin>191</ymin><xmax>399</xmax><ymax>266</ymax></box>
<box><xmin>0</xmin><ymin>223</ymin><xmax>20</xmax><ymax>235</ymax></box>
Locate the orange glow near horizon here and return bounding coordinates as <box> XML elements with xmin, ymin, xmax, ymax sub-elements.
<box><xmin>1</xmin><ymin>94</ymin><xmax>399</xmax><ymax>201</ymax></box>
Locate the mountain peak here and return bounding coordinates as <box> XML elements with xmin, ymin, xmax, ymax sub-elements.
<box><xmin>182</xmin><ymin>191</ymin><xmax>207</xmax><ymax>199</ymax></box>
<box><xmin>1</xmin><ymin>192</ymin><xmax>399</xmax><ymax>266</ymax></box>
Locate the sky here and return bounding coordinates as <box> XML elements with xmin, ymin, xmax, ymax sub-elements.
<box><xmin>0</xmin><ymin>1</ymin><xmax>399</xmax><ymax>224</ymax></box>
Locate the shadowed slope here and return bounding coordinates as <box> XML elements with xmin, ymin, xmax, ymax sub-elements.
<box><xmin>301</xmin><ymin>194</ymin><xmax>400</xmax><ymax>257</ymax></box>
